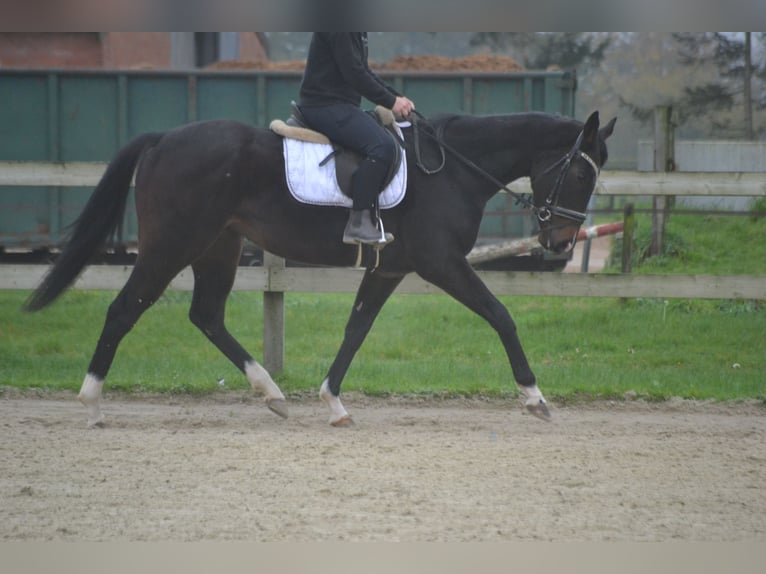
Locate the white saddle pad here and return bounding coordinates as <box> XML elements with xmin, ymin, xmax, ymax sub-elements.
<box><xmin>283</xmin><ymin>129</ymin><xmax>407</xmax><ymax>209</ymax></box>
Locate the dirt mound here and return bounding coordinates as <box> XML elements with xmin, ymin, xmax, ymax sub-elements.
<box><xmin>375</xmin><ymin>54</ymin><xmax>523</xmax><ymax>72</ymax></box>
<box><xmin>207</xmin><ymin>54</ymin><xmax>524</xmax><ymax>73</ymax></box>
<box><xmin>206</xmin><ymin>59</ymin><xmax>307</xmax><ymax>71</ymax></box>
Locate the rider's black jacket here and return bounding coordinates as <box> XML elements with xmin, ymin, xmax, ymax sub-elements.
<box><xmin>299</xmin><ymin>33</ymin><xmax>398</xmax><ymax>110</ymax></box>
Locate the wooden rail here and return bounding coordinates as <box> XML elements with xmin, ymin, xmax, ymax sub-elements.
<box><xmin>1</xmin><ymin>160</ymin><xmax>764</xmax><ymax>373</ymax></box>
<box><xmin>3</xmin><ymin>264</ymin><xmax>764</xmax><ymax>301</ymax></box>
<box><xmin>1</xmin><ymin>161</ymin><xmax>764</xmax><ymax>197</ymax></box>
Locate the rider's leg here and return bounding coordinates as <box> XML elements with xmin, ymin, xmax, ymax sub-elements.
<box><xmin>300</xmin><ymin>104</ymin><xmax>397</xmax><ymax>245</ymax></box>
<box><xmin>342</xmin><ymin>156</ymin><xmax>389</xmax><ymax>244</ymax></box>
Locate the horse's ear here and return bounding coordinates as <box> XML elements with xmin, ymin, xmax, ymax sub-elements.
<box><xmin>600</xmin><ymin>117</ymin><xmax>617</xmax><ymax>141</ymax></box>
<box><xmin>583</xmin><ymin>111</ymin><xmax>600</xmax><ymax>144</ymax></box>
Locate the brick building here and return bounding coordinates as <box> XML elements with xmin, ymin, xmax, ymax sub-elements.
<box><xmin>0</xmin><ymin>32</ymin><xmax>268</xmax><ymax>70</ymax></box>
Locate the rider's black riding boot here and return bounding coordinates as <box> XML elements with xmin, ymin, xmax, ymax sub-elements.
<box><xmin>343</xmin><ymin>209</ymin><xmax>382</xmax><ymax>244</ymax></box>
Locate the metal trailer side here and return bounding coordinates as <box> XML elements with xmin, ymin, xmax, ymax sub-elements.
<box><xmin>0</xmin><ymin>68</ymin><xmax>576</xmax><ymax>266</ymax></box>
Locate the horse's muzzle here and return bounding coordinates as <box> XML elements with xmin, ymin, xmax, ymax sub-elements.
<box><xmin>538</xmin><ymin>225</ymin><xmax>580</xmax><ymax>255</ymax></box>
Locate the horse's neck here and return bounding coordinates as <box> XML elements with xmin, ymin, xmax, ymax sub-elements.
<box><xmin>451</xmin><ymin>113</ymin><xmax>578</xmax><ymax>183</ymax></box>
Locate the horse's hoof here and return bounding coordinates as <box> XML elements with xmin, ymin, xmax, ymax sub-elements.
<box><xmin>525</xmin><ymin>399</ymin><xmax>552</xmax><ymax>422</ymax></box>
<box><xmin>266</xmin><ymin>398</ymin><xmax>289</xmax><ymax>419</ymax></box>
<box><xmin>330</xmin><ymin>415</ymin><xmax>354</xmax><ymax>428</ymax></box>
<box><xmin>82</xmin><ymin>403</ymin><xmax>105</xmax><ymax>428</ymax></box>
<box><xmin>86</xmin><ymin>415</ymin><xmax>106</xmax><ymax>429</ymax></box>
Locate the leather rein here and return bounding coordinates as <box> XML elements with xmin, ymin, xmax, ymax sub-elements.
<box><xmin>408</xmin><ymin>112</ymin><xmax>599</xmax><ymax>226</ymax></box>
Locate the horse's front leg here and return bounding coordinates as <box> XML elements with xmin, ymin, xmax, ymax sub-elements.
<box><xmin>320</xmin><ymin>269</ymin><xmax>404</xmax><ymax>426</ymax></box>
<box><xmin>416</xmin><ymin>257</ymin><xmax>551</xmax><ymax>421</ymax></box>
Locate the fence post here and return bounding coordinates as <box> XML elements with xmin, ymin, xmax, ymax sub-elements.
<box><xmin>651</xmin><ymin>106</ymin><xmax>675</xmax><ymax>256</ymax></box>
<box><xmin>621</xmin><ymin>203</ymin><xmax>635</xmax><ymax>274</ymax></box>
<box><xmin>579</xmin><ymin>195</ymin><xmax>595</xmax><ymax>272</ymax></box>
<box><xmin>263</xmin><ymin>252</ymin><xmax>285</xmax><ymax>375</ymax></box>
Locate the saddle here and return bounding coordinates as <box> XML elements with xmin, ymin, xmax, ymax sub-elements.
<box><xmin>270</xmin><ymin>103</ymin><xmax>404</xmax><ymax>200</ymax></box>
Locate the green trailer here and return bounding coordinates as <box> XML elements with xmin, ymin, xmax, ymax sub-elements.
<box><xmin>0</xmin><ymin>68</ymin><xmax>576</xmax><ymax>266</ymax></box>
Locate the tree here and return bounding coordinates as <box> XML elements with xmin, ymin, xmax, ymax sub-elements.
<box><xmin>672</xmin><ymin>32</ymin><xmax>765</xmax><ymax>139</ymax></box>
<box><xmin>469</xmin><ymin>33</ymin><xmax>611</xmax><ymax>71</ymax></box>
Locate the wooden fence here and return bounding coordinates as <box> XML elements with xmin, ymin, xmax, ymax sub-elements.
<box><xmin>1</xmin><ymin>162</ymin><xmax>765</xmax><ymax>373</ymax></box>
<box><xmin>3</xmin><ymin>262</ymin><xmax>764</xmax><ymax>300</ymax></box>
<box><xmin>1</xmin><ymin>161</ymin><xmax>765</xmax><ymax>194</ymax></box>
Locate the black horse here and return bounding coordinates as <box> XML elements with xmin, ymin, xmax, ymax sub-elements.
<box><xmin>26</xmin><ymin>110</ymin><xmax>615</xmax><ymax>427</ymax></box>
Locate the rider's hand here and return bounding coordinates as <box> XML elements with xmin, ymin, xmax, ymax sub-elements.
<box><xmin>392</xmin><ymin>96</ymin><xmax>415</xmax><ymax>119</ymax></box>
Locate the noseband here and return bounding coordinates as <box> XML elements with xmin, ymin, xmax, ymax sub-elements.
<box><xmin>533</xmin><ymin>130</ymin><xmax>600</xmax><ymax>225</ymax></box>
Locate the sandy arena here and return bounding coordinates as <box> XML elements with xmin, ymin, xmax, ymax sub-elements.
<box><xmin>1</xmin><ymin>390</ymin><xmax>764</xmax><ymax>542</ymax></box>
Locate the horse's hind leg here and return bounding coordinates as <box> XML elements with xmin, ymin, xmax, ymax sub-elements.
<box><xmin>320</xmin><ymin>269</ymin><xmax>404</xmax><ymax>426</ymax></box>
<box><xmin>79</xmin><ymin>263</ymin><xmax>179</xmax><ymax>427</ymax></box>
<box><xmin>189</xmin><ymin>229</ymin><xmax>287</xmax><ymax>418</ymax></box>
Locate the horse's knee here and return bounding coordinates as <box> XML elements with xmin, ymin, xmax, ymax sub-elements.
<box><xmin>188</xmin><ymin>307</ymin><xmax>207</xmax><ymax>332</ymax></box>
<box><xmin>188</xmin><ymin>305</ymin><xmax>223</xmax><ymax>338</ymax></box>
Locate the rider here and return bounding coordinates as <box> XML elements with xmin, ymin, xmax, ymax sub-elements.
<box><xmin>298</xmin><ymin>33</ymin><xmax>416</xmax><ymax>245</ymax></box>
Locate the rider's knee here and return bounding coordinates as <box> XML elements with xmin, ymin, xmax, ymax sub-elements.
<box><xmin>368</xmin><ymin>137</ymin><xmax>397</xmax><ymax>168</ymax></box>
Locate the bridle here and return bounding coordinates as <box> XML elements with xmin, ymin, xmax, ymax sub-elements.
<box><xmin>532</xmin><ymin>130</ymin><xmax>601</xmax><ymax>226</ymax></box>
<box><xmin>409</xmin><ymin>113</ymin><xmax>600</xmax><ymax>231</ymax></box>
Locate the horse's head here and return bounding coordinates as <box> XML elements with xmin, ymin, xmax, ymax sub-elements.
<box><xmin>531</xmin><ymin>111</ymin><xmax>616</xmax><ymax>254</ymax></box>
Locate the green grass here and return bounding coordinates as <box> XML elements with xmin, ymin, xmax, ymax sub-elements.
<box><xmin>1</xmin><ymin>290</ymin><xmax>764</xmax><ymax>403</ymax></box>
<box><xmin>1</xmin><ymin>209</ymin><xmax>764</xmax><ymax>403</ymax></box>
<box><xmin>606</xmin><ymin>208</ymin><xmax>766</xmax><ymax>275</ymax></box>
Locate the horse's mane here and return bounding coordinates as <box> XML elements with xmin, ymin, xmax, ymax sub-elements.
<box><xmin>419</xmin><ymin>111</ymin><xmax>609</xmax><ymax>167</ymax></box>
<box><xmin>425</xmin><ymin>111</ymin><xmax>581</xmax><ymax>135</ymax></box>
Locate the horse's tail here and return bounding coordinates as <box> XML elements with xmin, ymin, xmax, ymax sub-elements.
<box><xmin>24</xmin><ymin>132</ymin><xmax>163</xmax><ymax>312</ymax></box>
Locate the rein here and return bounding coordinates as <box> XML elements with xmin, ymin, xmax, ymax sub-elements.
<box><xmin>409</xmin><ymin>112</ymin><xmax>537</xmax><ymax>212</ymax></box>
<box><xmin>408</xmin><ymin>112</ymin><xmax>599</xmax><ymax>226</ymax></box>
<box><xmin>411</xmin><ymin>114</ymin><xmax>446</xmax><ymax>175</ymax></box>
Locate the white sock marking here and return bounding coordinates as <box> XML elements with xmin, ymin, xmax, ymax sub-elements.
<box><xmin>517</xmin><ymin>383</ymin><xmax>547</xmax><ymax>405</ymax></box>
<box><xmin>245</xmin><ymin>361</ymin><xmax>285</xmax><ymax>401</ymax></box>
<box><xmin>320</xmin><ymin>378</ymin><xmax>349</xmax><ymax>424</ymax></box>
<box><xmin>78</xmin><ymin>373</ymin><xmax>105</xmax><ymax>427</ymax></box>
